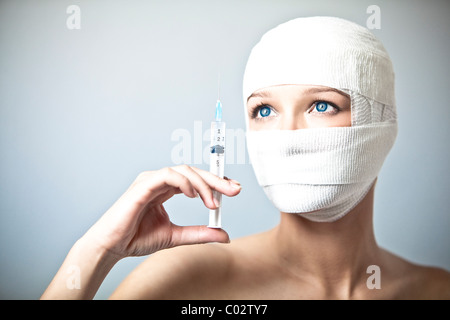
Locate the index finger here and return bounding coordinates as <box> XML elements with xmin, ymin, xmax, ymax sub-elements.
<box><xmin>190</xmin><ymin>167</ymin><xmax>242</xmax><ymax>196</ymax></box>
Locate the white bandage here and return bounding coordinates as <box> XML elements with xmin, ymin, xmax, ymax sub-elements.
<box><xmin>243</xmin><ymin>17</ymin><xmax>398</xmax><ymax>222</ymax></box>
<box><xmin>243</xmin><ymin>16</ymin><xmax>396</xmax><ymax>116</ymax></box>
<box><xmin>246</xmin><ymin>123</ymin><xmax>397</xmax><ymax>222</ymax></box>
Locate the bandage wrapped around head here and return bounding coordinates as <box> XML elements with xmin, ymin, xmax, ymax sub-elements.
<box><xmin>243</xmin><ymin>17</ymin><xmax>398</xmax><ymax>222</ymax></box>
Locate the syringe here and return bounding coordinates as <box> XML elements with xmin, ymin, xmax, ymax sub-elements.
<box><xmin>208</xmin><ymin>99</ymin><xmax>225</xmax><ymax>228</ymax></box>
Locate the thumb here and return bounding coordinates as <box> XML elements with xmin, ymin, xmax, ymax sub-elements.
<box><xmin>171</xmin><ymin>225</ymin><xmax>230</xmax><ymax>247</ymax></box>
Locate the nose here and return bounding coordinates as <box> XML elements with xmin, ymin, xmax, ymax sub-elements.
<box><xmin>278</xmin><ymin>106</ymin><xmax>307</xmax><ymax>130</ymax></box>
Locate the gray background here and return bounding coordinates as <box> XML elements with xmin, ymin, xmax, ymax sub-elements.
<box><xmin>0</xmin><ymin>0</ymin><xmax>449</xmax><ymax>299</ymax></box>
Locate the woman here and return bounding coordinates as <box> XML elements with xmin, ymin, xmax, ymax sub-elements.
<box><xmin>41</xmin><ymin>16</ymin><xmax>450</xmax><ymax>300</ymax></box>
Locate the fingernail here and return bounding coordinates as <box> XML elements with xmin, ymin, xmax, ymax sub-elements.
<box><xmin>230</xmin><ymin>181</ymin><xmax>242</xmax><ymax>190</ymax></box>
<box><xmin>224</xmin><ymin>176</ymin><xmax>240</xmax><ymax>185</ymax></box>
<box><xmin>213</xmin><ymin>197</ymin><xmax>220</xmax><ymax>207</ymax></box>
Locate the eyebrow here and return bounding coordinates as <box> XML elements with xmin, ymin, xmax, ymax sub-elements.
<box><xmin>247</xmin><ymin>90</ymin><xmax>272</xmax><ymax>101</ymax></box>
<box><xmin>247</xmin><ymin>86</ymin><xmax>349</xmax><ymax>101</ymax></box>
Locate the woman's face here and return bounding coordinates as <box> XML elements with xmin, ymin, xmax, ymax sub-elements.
<box><xmin>247</xmin><ymin>84</ymin><xmax>351</xmax><ymax>131</ymax></box>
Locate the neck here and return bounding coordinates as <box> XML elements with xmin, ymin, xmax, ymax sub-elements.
<box><xmin>269</xmin><ymin>184</ymin><xmax>382</xmax><ymax>298</ymax></box>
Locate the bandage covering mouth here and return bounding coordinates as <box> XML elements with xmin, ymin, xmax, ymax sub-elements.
<box><xmin>243</xmin><ymin>16</ymin><xmax>397</xmax><ymax>222</ymax></box>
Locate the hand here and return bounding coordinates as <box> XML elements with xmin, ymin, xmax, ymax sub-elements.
<box><xmin>82</xmin><ymin>165</ymin><xmax>242</xmax><ymax>259</ymax></box>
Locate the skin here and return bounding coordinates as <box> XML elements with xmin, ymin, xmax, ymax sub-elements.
<box><xmin>42</xmin><ymin>84</ymin><xmax>450</xmax><ymax>300</ymax></box>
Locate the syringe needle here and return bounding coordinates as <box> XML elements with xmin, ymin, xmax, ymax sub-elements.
<box><xmin>217</xmin><ymin>72</ymin><xmax>220</xmax><ymax>101</ymax></box>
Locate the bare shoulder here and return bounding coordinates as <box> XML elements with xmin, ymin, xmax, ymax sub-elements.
<box><xmin>109</xmin><ymin>242</ymin><xmax>234</xmax><ymax>299</ymax></box>
<box><xmin>382</xmin><ymin>249</ymin><xmax>450</xmax><ymax>299</ymax></box>
<box><xmin>414</xmin><ymin>265</ymin><xmax>450</xmax><ymax>299</ymax></box>
<box><xmin>109</xmin><ymin>231</ymin><xmax>270</xmax><ymax>299</ymax></box>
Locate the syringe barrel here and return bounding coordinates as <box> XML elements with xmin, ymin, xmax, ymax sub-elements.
<box><xmin>208</xmin><ymin>121</ymin><xmax>225</xmax><ymax>228</ymax></box>
<box><xmin>209</xmin><ymin>121</ymin><xmax>225</xmax><ymax>178</ymax></box>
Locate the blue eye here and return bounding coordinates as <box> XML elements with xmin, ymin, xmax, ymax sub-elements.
<box><xmin>315</xmin><ymin>102</ymin><xmax>329</xmax><ymax>112</ymax></box>
<box><xmin>259</xmin><ymin>106</ymin><xmax>272</xmax><ymax>117</ymax></box>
